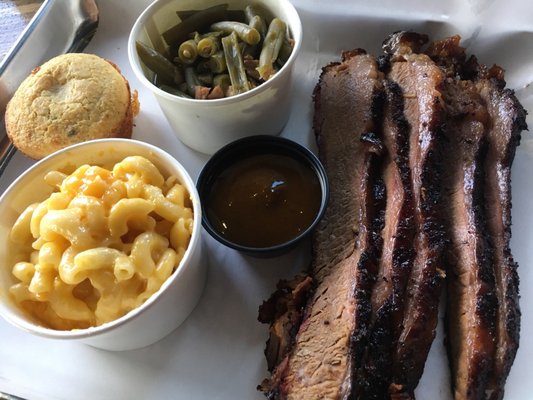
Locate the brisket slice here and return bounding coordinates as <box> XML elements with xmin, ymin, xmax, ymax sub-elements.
<box><xmin>475</xmin><ymin>72</ymin><xmax>527</xmax><ymax>400</ymax></box>
<box><xmin>311</xmin><ymin>50</ymin><xmax>385</xmax><ymax>282</ymax></box>
<box><xmin>357</xmin><ymin>79</ymin><xmax>415</xmax><ymax>399</ymax></box>
<box><xmin>259</xmin><ymin>50</ymin><xmax>385</xmax><ymax>400</ymax></box>
<box><xmin>428</xmin><ymin>37</ymin><xmax>527</xmax><ymax>399</ymax></box>
<box><xmin>382</xmin><ymin>32</ymin><xmax>447</xmax><ymax>399</ymax></box>
<box><xmin>442</xmin><ymin>78</ymin><xmax>498</xmax><ymax>400</ymax></box>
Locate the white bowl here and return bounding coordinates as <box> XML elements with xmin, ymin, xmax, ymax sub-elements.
<box><xmin>0</xmin><ymin>139</ymin><xmax>206</xmax><ymax>351</ymax></box>
<box><xmin>128</xmin><ymin>0</ymin><xmax>303</xmax><ymax>155</ymax></box>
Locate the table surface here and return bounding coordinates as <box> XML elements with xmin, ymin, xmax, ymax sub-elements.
<box><xmin>0</xmin><ymin>0</ymin><xmax>44</xmax><ymax>62</ymax></box>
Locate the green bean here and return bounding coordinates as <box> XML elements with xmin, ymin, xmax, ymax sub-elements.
<box><xmin>244</xmin><ymin>5</ymin><xmax>267</xmax><ymax>39</ymax></box>
<box><xmin>162</xmin><ymin>4</ymin><xmax>229</xmax><ymax>46</ymax></box>
<box><xmin>178</xmin><ymin>39</ymin><xmax>199</xmax><ymax>64</ymax></box>
<box><xmin>193</xmin><ymin>31</ymin><xmax>222</xmax><ymax>42</ymax></box>
<box><xmin>158</xmin><ymin>84</ymin><xmax>192</xmax><ymax>98</ymax></box>
<box><xmin>197</xmin><ymin>36</ymin><xmax>221</xmax><ymax>58</ymax></box>
<box><xmin>211</xmin><ymin>21</ymin><xmax>260</xmax><ymax>45</ymax></box>
<box><xmin>197</xmin><ymin>72</ymin><xmax>214</xmax><ymax>86</ymax></box>
<box><xmin>277</xmin><ymin>38</ymin><xmax>294</xmax><ymax>66</ymax></box>
<box><xmin>257</xmin><ymin>18</ymin><xmax>286</xmax><ymax>80</ymax></box>
<box><xmin>248</xmin><ymin>16</ymin><xmax>267</xmax><ymax>41</ymax></box>
<box><xmin>195</xmin><ymin>59</ymin><xmax>211</xmax><ymax>74</ymax></box>
<box><xmin>221</xmin><ymin>31</ymin><xmax>250</xmax><ymax>94</ymax></box>
<box><xmin>184</xmin><ymin>67</ymin><xmax>201</xmax><ymax>96</ymax></box>
<box><xmin>196</xmin><ymin>54</ymin><xmax>226</xmax><ymax>75</ymax></box>
<box><xmin>244</xmin><ymin>4</ymin><xmax>270</xmax><ymax>20</ymax></box>
<box><xmin>206</xmin><ymin>50</ymin><xmax>227</xmax><ymax>74</ymax></box>
<box><xmin>136</xmin><ymin>41</ymin><xmax>184</xmax><ymax>84</ymax></box>
<box><xmin>200</xmin><ymin>31</ymin><xmax>222</xmax><ymax>39</ymax></box>
<box><xmin>213</xmin><ymin>74</ymin><xmax>231</xmax><ymax>90</ymax></box>
<box><xmin>192</xmin><ymin>31</ymin><xmax>202</xmax><ymax>42</ymax></box>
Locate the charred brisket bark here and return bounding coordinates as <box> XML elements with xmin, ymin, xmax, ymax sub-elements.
<box><xmin>258</xmin><ymin>274</ymin><xmax>315</xmax><ymax>374</ymax></box>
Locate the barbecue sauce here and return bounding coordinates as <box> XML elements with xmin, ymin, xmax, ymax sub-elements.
<box><xmin>206</xmin><ymin>153</ymin><xmax>322</xmax><ymax>247</ymax></box>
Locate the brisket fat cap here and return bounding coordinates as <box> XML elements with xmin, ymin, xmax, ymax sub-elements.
<box><xmin>260</xmin><ymin>50</ymin><xmax>385</xmax><ymax>400</ymax></box>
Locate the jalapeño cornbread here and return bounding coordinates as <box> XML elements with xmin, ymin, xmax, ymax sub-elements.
<box><xmin>5</xmin><ymin>53</ymin><xmax>139</xmax><ymax>159</ymax></box>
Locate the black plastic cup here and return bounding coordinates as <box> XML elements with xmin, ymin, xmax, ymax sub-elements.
<box><xmin>196</xmin><ymin>135</ymin><xmax>329</xmax><ymax>257</ymax></box>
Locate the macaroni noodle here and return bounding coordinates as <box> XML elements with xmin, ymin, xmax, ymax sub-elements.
<box><xmin>8</xmin><ymin>156</ymin><xmax>194</xmax><ymax>330</ymax></box>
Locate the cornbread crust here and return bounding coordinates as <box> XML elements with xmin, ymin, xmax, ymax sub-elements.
<box><xmin>5</xmin><ymin>53</ymin><xmax>139</xmax><ymax>159</ymax></box>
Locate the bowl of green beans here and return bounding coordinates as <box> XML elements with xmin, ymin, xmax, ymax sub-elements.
<box><xmin>128</xmin><ymin>0</ymin><xmax>302</xmax><ymax>155</ymax></box>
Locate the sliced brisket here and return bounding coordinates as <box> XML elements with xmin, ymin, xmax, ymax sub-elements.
<box><xmin>383</xmin><ymin>31</ymin><xmax>447</xmax><ymax>399</ymax></box>
<box><xmin>259</xmin><ymin>50</ymin><xmax>385</xmax><ymax>400</ymax></box>
<box><xmin>357</xmin><ymin>79</ymin><xmax>415</xmax><ymax>399</ymax></box>
<box><xmin>475</xmin><ymin>72</ymin><xmax>526</xmax><ymax>400</ymax></box>
<box><xmin>259</xmin><ymin>32</ymin><xmax>527</xmax><ymax>400</ymax></box>
<box><xmin>311</xmin><ymin>50</ymin><xmax>385</xmax><ymax>282</ymax></box>
<box><xmin>442</xmin><ymin>78</ymin><xmax>498</xmax><ymax>400</ymax></box>
<box><xmin>428</xmin><ymin>36</ymin><xmax>527</xmax><ymax>400</ymax></box>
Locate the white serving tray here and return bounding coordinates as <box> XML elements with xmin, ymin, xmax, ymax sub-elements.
<box><xmin>0</xmin><ymin>0</ymin><xmax>532</xmax><ymax>399</ymax></box>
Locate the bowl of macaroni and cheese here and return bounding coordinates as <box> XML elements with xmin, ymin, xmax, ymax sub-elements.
<box><xmin>0</xmin><ymin>139</ymin><xmax>206</xmax><ymax>351</ymax></box>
